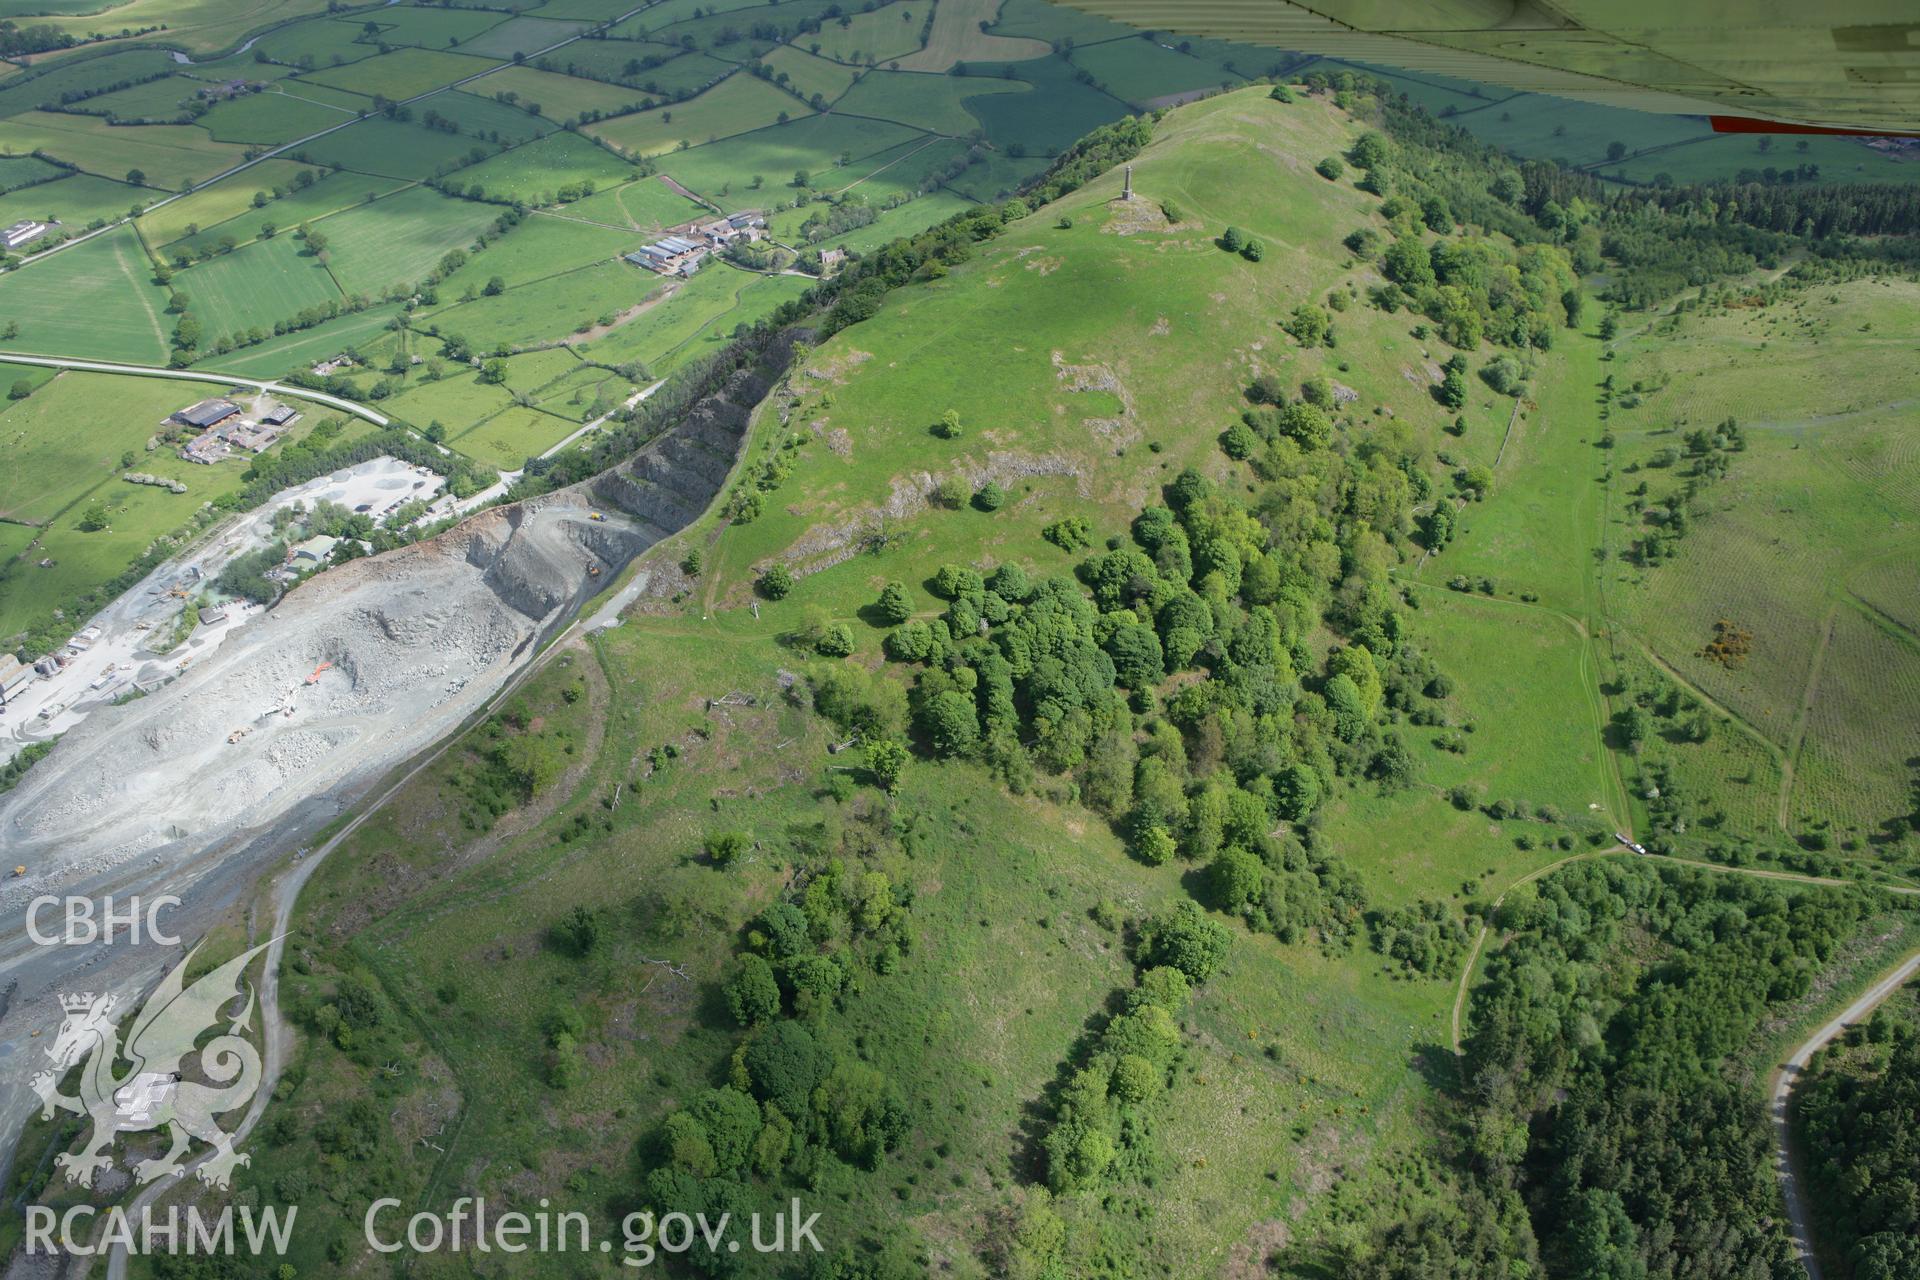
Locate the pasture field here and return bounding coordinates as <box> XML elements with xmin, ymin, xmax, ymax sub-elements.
<box><xmin>250</xmin><ymin>16</ymin><xmax>381</xmax><ymax>70</ymax></box>
<box><xmin>529</xmin><ymin>43</ymin><xmax>728</xmax><ymax>95</ymax></box>
<box><xmin>353</xmin><ymin>4</ymin><xmax>507</xmax><ymax>50</ymax></box>
<box><xmin>0</xmin><ymin>172</ymin><xmax>141</xmax><ymax>230</ymax></box>
<box><xmin>894</xmin><ymin>0</ymin><xmax>1049</xmax><ymax>71</ymax></box>
<box><xmin>801</xmin><ymin>0</ymin><xmax>924</xmax><ymax>65</ymax></box>
<box><xmin>61</xmin><ymin>74</ymin><xmax>200</xmax><ymax>120</ymax></box>
<box><xmin>0</xmin><ymin>370</ymin><xmax>238</xmax><ymax>527</ymax></box>
<box><xmin>0</xmin><ymin>112</ymin><xmax>244</xmax><ymax>190</ymax></box>
<box><xmin>754</xmin><ymin>44</ymin><xmax>859</xmax><ymax>104</ymax></box>
<box><xmin>452</xmin><ymin>130</ymin><xmax>634</xmax><ymax>204</ymax></box>
<box><xmin>1069</xmin><ymin>34</ymin><xmax>1247</xmax><ymax>104</ymax></box>
<box><xmin>940</xmin><ymin>144</ymin><xmax>1046</xmax><ymax>200</ymax></box>
<box><xmin>191</xmin><ymin>301</ymin><xmax>403</xmax><ymax>376</ymax></box>
<box><xmin>965</xmin><ymin>55</ymin><xmax>1127</xmax><ymax>153</ymax></box>
<box><xmin>290</xmin><ymin>115</ymin><xmax>497</xmax><ymax>178</ymax></box>
<box><xmin>813</xmin><ymin>131</ymin><xmax>961</xmax><ymax>198</ymax></box>
<box><xmin>296</xmin><ymin>47</ymin><xmax>502</xmax><ymax>100</ymax></box>
<box><xmin>770</xmin><ymin>185</ymin><xmax>972</xmax><ymax>253</ymax></box>
<box><xmin>1794</xmin><ymin>605</ymin><xmax>1920</xmax><ymax>838</ymax></box>
<box><xmin>195</xmin><ymin>87</ymin><xmax>359</xmax><ymax>144</ymax></box>
<box><xmin>438</xmin><ymin>211</ymin><xmax>635</xmax><ymax>291</ymax></box>
<box><xmin>455</xmin><ymin>14</ymin><xmax>588</xmax><ymax>60</ymax></box>
<box><xmin>645</xmin><ymin>111</ymin><xmax>922</xmax><ymax>204</ymax></box>
<box><xmin>621</xmin><ymin>0</ymin><xmax>842</xmax><ymax>48</ymax></box>
<box><xmin>425</xmin><ymin>259</ymin><xmax>657</xmax><ymax>351</ymax></box>
<box><xmin>410</xmin><ymin>87</ymin><xmax>558</xmax><ymax>144</ymax></box>
<box><xmin>0</xmin><ymin>50</ymin><xmax>180</xmax><ymax>117</ymax></box>
<box><xmin>29</xmin><ymin>0</ymin><xmax>337</xmax><ymax>54</ymax></box>
<box><xmin>469</xmin><ymin>63</ymin><xmax>653</xmax><ymax>122</ymax></box>
<box><xmin>529</xmin><ymin>360</ymin><xmax>628</xmax><ymax>419</ymax></box>
<box><xmin>832</xmin><ymin>66</ymin><xmax>1029</xmax><ymax>135</ymax></box>
<box><xmin>314</xmin><ymin>185</ymin><xmax>506</xmax><ymax>294</ymax></box>
<box><xmin>0</xmin><ymin>225</ymin><xmax>171</xmax><ymax>364</ymax></box>
<box><xmin>0</xmin><ymin>376</ymin><xmax>357</xmax><ymax>640</ymax></box>
<box><xmin>446</xmin><ymin>403</ymin><xmax>576</xmax><ymax>467</ymax></box>
<box><xmin>520</xmin><ymin>0</ymin><xmax>644</xmax><ymax>18</ymax></box>
<box><xmin>1603</xmin><ymin>131</ymin><xmax>1920</xmax><ymax>187</ymax></box>
<box><xmin>157</xmin><ymin>173</ymin><xmax>411</xmax><ymax>257</ymax></box>
<box><xmin>176</xmin><ymin>234</ymin><xmax>343</xmax><ymax>339</ymax></box>
<box><xmin>0</xmin><ymin>155</ymin><xmax>64</xmax><ymax>192</ymax></box>
<box><xmin>380</xmin><ymin>368</ymin><xmax>516</xmax><ymax>435</ymax></box>
<box><xmin>559</xmin><ymin>173</ymin><xmax>704</xmax><ymax>230</ymax></box>
<box><xmin>992</xmin><ymin>0</ymin><xmax>1133</xmax><ymax>44</ymax></box>
<box><xmin>584</xmin><ymin>70</ymin><xmax>809</xmax><ymax>157</ymax></box>
<box><xmin>574</xmin><ymin>263</ymin><xmax>806</xmax><ymax>371</ymax></box>
<box><xmin>131</xmin><ymin>157</ymin><xmax>314</xmax><ymax>245</ymax></box>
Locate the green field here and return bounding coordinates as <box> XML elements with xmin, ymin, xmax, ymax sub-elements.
<box><xmin>0</xmin><ymin>49</ymin><xmax>179</xmax><ymax>118</ymax></box>
<box><xmin>313</xmin><ymin>185</ymin><xmax>506</xmax><ymax>295</ymax></box>
<box><xmin>0</xmin><ymin>225</ymin><xmax>171</xmax><ymax>363</ymax></box>
<box><xmin>353</xmin><ymin>4</ymin><xmax>506</xmax><ymax>50</ymax></box>
<box><xmin>833</xmin><ymin>67</ymin><xmax>1029</xmax><ymax>135</ymax></box>
<box><xmin>291</xmin><ymin>115</ymin><xmax>499</xmax><ymax>179</ymax></box>
<box><xmin>452</xmin><ymin>130</ymin><xmax>634</xmax><ymax>204</ymax></box>
<box><xmin>0</xmin><ymin>373</ymin><xmax>350</xmax><ymax>638</ymax></box>
<box><xmin>802</xmin><ymin>0</ymin><xmax>924</xmax><ymax>64</ymax></box>
<box><xmin>161</xmin><ymin>175</ymin><xmax>411</xmax><ymax>261</ymax></box>
<box><xmin>560</xmin><ymin>173</ymin><xmax>704</xmax><ymax>230</ymax></box>
<box><xmin>410</xmin><ymin>87</ymin><xmax>559</xmax><ymax>144</ymax></box>
<box><xmin>454</xmin><ymin>13</ymin><xmax>587</xmax><ymax>60</ymax></box>
<box><xmin>132</xmin><ymin>158</ymin><xmax>314</xmax><ymax>245</ymax></box>
<box><xmin>0</xmin><ymin>112</ymin><xmax>244</xmax><ymax>190</ymax></box>
<box><xmin>754</xmin><ymin>43</ymin><xmax>860</xmax><ymax>104</ymax></box>
<box><xmin>470</xmin><ymin>63</ymin><xmax>655</xmax><ymax>123</ymax></box>
<box><xmin>586</xmin><ymin>70</ymin><xmax>810</xmax><ymax>157</ymax></box>
<box><xmin>437</xmin><ymin>210</ymin><xmax>638</xmax><ymax>291</ymax></box>
<box><xmin>0</xmin><ymin>172</ymin><xmax>142</xmax><ymax>231</ymax></box>
<box><xmin>296</xmin><ymin>46</ymin><xmax>501</xmax><ymax>100</ymax></box>
<box><xmin>176</xmin><ymin>234</ymin><xmax>344</xmax><ymax>339</ymax></box>
<box><xmin>426</xmin><ymin>259</ymin><xmax>659</xmax><ymax>351</ymax></box>
<box><xmin>648</xmin><ymin>111</ymin><xmax>923</xmax><ymax>206</ymax></box>
<box><xmin>0</xmin><ymin>154</ymin><xmax>63</xmax><ymax>192</ymax></box>
<box><xmin>195</xmin><ymin>86</ymin><xmax>360</xmax><ymax>145</ymax></box>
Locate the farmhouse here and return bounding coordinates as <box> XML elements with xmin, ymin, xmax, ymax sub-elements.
<box><xmin>819</xmin><ymin>247</ymin><xmax>846</xmax><ymax>274</ymax></box>
<box><xmin>224</xmin><ymin>422</ymin><xmax>280</xmax><ymax>453</ymax></box>
<box><xmin>2</xmin><ymin>220</ymin><xmax>50</xmax><ymax>250</ymax></box>
<box><xmin>173</xmin><ymin>398</ymin><xmax>241</xmax><ymax>429</ymax></box>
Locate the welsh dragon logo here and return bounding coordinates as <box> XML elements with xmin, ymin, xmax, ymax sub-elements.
<box><xmin>32</xmin><ymin>940</ymin><xmax>271</xmax><ymax>1190</ymax></box>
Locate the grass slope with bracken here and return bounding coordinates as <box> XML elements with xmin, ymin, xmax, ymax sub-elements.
<box><xmin>110</xmin><ymin>85</ymin><xmax>1626</xmax><ymax>1278</ymax></box>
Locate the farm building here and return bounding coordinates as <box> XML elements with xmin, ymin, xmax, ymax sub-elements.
<box><xmin>2</xmin><ymin>220</ymin><xmax>50</xmax><ymax>250</ymax></box>
<box><xmin>224</xmin><ymin>423</ymin><xmax>280</xmax><ymax>453</ymax></box>
<box><xmin>259</xmin><ymin>402</ymin><xmax>299</xmax><ymax>427</ymax></box>
<box><xmin>627</xmin><ymin>235</ymin><xmax>709</xmax><ymax>276</ymax></box>
<box><xmin>174</xmin><ymin>398</ymin><xmax>242</xmax><ymax>429</ymax></box>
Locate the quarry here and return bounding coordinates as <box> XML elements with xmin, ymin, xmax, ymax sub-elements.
<box><xmin>0</xmin><ymin>337</ymin><xmax>786</xmax><ymax>1160</ymax></box>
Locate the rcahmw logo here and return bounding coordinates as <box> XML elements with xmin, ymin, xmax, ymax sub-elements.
<box><xmin>25</xmin><ymin>1204</ymin><xmax>295</xmax><ymax>1258</ymax></box>
<box><xmin>32</xmin><ymin>939</ymin><xmax>271</xmax><ymax>1190</ymax></box>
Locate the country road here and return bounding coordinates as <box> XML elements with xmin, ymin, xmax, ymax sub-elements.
<box><xmin>1767</xmin><ymin>947</ymin><xmax>1920</xmax><ymax>1280</ymax></box>
<box><xmin>0</xmin><ymin>351</ymin><xmax>391</xmax><ymax>425</ymax></box>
